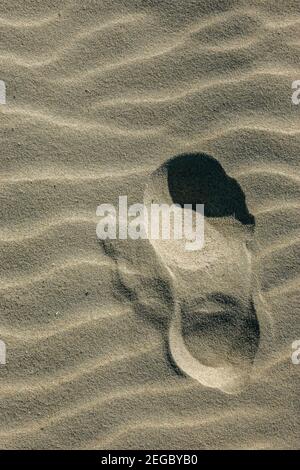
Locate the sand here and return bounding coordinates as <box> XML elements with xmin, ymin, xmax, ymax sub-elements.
<box><xmin>0</xmin><ymin>0</ymin><xmax>299</xmax><ymax>450</ymax></box>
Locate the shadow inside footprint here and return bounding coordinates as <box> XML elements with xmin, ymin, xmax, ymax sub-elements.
<box><xmin>167</xmin><ymin>153</ymin><xmax>255</xmax><ymax>224</ymax></box>
<box><xmin>144</xmin><ymin>152</ymin><xmax>261</xmax><ymax>394</ymax></box>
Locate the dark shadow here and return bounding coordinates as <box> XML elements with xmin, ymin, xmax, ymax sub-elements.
<box><xmin>166</xmin><ymin>153</ymin><xmax>255</xmax><ymax>225</ymax></box>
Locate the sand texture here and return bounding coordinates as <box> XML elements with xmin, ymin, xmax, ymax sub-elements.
<box><xmin>0</xmin><ymin>0</ymin><xmax>299</xmax><ymax>449</ymax></box>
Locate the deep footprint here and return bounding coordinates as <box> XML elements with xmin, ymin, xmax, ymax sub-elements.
<box><xmin>144</xmin><ymin>153</ymin><xmax>261</xmax><ymax>394</ymax></box>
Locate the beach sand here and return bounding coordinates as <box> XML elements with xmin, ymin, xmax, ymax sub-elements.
<box><xmin>0</xmin><ymin>0</ymin><xmax>299</xmax><ymax>449</ymax></box>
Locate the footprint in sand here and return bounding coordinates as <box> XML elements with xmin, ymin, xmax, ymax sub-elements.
<box><xmin>144</xmin><ymin>153</ymin><xmax>269</xmax><ymax>395</ymax></box>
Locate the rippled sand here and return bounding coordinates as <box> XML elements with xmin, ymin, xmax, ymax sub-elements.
<box><xmin>0</xmin><ymin>0</ymin><xmax>299</xmax><ymax>449</ymax></box>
